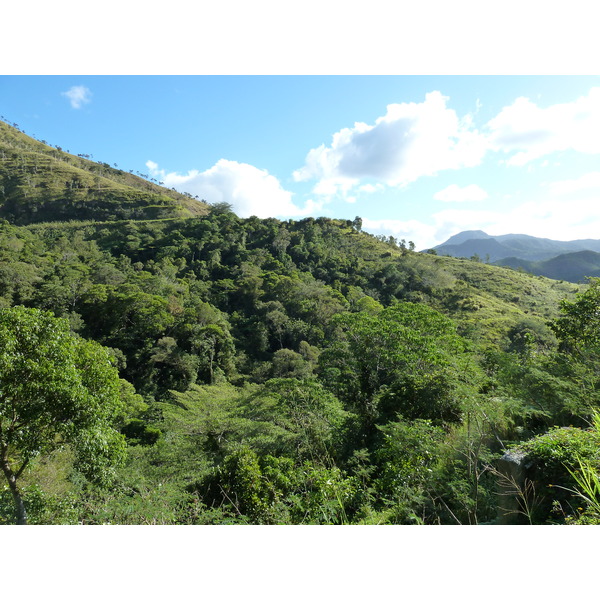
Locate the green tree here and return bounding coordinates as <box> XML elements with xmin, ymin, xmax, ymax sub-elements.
<box><xmin>544</xmin><ymin>278</ymin><xmax>600</xmax><ymax>421</ymax></box>
<box><xmin>0</xmin><ymin>307</ymin><xmax>130</xmax><ymax>524</ymax></box>
<box><xmin>352</xmin><ymin>216</ymin><xmax>362</xmax><ymax>232</ymax></box>
<box><xmin>244</xmin><ymin>378</ymin><xmax>351</xmax><ymax>460</ymax></box>
<box><xmin>319</xmin><ymin>303</ymin><xmax>474</xmax><ymax>435</ymax></box>
<box><xmin>551</xmin><ymin>278</ymin><xmax>600</xmax><ymax>355</ymax></box>
<box><xmin>374</xmin><ymin>418</ymin><xmax>444</xmax><ymax>523</ymax></box>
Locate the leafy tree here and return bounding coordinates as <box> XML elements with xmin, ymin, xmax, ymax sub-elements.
<box><xmin>265</xmin><ymin>348</ymin><xmax>315</xmax><ymax>380</ymax></box>
<box><xmin>209</xmin><ymin>201</ymin><xmax>234</xmax><ymax>215</ymax></box>
<box><xmin>551</xmin><ymin>278</ymin><xmax>600</xmax><ymax>355</ymax></box>
<box><xmin>538</xmin><ymin>278</ymin><xmax>600</xmax><ymax>422</ymax></box>
<box><xmin>200</xmin><ymin>447</ymin><xmax>355</xmax><ymax>524</ymax></box>
<box><xmin>0</xmin><ymin>306</ymin><xmax>130</xmax><ymax>523</ymax></box>
<box><xmin>515</xmin><ymin>424</ymin><xmax>600</xmax><ymax>523</ymax></box>
<box><xmin>319</xmin><ymin>303</ymin><xmax>476</xmax><ymax>436</ymax></box>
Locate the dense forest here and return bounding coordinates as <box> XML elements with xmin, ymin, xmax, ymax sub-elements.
<box><xmin>2</xmin><ymin>118</ymin><xmax>600</xmax><ymax>525</ymax></box>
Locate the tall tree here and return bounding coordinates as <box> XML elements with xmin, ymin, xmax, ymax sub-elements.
<box><xmin>0</xmin><ymin>307</ymin><xmax>131</xmax><ymax>524</ymax></box>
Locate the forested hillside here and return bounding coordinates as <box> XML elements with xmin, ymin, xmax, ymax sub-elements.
<box><xmin>2</xmin><ymin>120</ymin><xmax>600</xmax><ymax>525</ymax></box>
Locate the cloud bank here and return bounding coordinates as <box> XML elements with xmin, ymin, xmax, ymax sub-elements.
<box><xmin>546</xmin><ymin>171</ymin><xmax>600</xmax><ymax>197</ymax></box>
<box><xmin>147</xmin><ymin>159</ymin><xmax>318</xmax><ymax>218</ymax></box>
<box><xmin>366</xmin><ymin>171</ymin><xmax>600</xmax><ymax>250</ymax></box>
<box><xmin>294</xmin><ymin>87</ymin><xmax>600</xmax><ymax>198</ymax></box>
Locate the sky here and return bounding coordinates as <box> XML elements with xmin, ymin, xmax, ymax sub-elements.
<box><xmin>2</xmin><ymin>75</ymin><xmax>600</xmax><ymax>250</ymax></box>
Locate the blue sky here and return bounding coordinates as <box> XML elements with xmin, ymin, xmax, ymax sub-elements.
<box><xmin>3</xmin><ymin>75</ymin><xmax>600</xmax><ymax>250</ymax></box>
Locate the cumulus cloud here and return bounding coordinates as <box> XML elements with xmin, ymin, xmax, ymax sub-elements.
<box><xmin>147</xmin><ymin>159</ymin><xmax>319</xmax><ymax>218</ymax></box>
<box><xmin>434</xmin><ymin>184</ymin><xmax>488</xmax><ymax>203</ymax></box>
<box><xmin>61</xmin><ymin>85</ymin><xmax>92</xmax><ymax>109</ymax></box>
<box><xmin>486</xmin><ymin>87</ymin><xmax>600</xmax><ymax>165</ymax></box>
<box><xmin>294</xmin><ymin>91</ymin><xmax>486</xmax><ymax>196</ymax></box>
<box><xmin>293</xmin><ymin>87</ymin><xmax>600</xmax><ymax>207</ymax></box>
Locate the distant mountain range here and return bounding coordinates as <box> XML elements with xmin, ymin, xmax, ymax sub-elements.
<box><xmin>430</xmin><ymin>230</ymin><xmax>600</xmax><ymax>283</ymax></box>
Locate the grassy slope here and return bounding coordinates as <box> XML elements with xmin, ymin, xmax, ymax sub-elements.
<box><xmin>320</xmin><ymin>224</ymin><xmax>579</xmax><ymax>345</ymax></box>
<box><xmin>429</xmin><ymin>254</ymin><xmax>579</xmax><ymax>346</ymax></box>
<box><xmin>0</xmin><ymin>120</ymin><xmax>208</xmax><ymax>224</ymax></box>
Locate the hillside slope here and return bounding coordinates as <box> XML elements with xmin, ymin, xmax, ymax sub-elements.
<box><xmin>0</xmin><ymin>211</ymin><xmax>588</xmax><ymax>526</ymax></box>
<box><xmin>0</xmin><ymin>116</ymin><xmax>581</xmax><ymax>352</ymax></box>
<box><xmin>0</xmin><ymin>120</ymin><xmax>208</xmax><ymax>224</ymax></box>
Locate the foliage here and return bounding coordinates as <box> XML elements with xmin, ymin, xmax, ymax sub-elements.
<box><xmin>564</xmin><ymin>456</ymin><xmax>600</xmax><ymax>523</ymax></box>
<box><xmin>0</xmin><ymin>306</ymin><xmax>133</xmax><ymax>523</ymax></box>
<box><xmin>372</xmin><ymin>418</ymin><xmax>444</xmax><ymax>523</ymax></box>
<box><xmin>198</xmin><ymin>447</ymin><xmax>355</xmax><ymax>524</ymax></box>
<box><xmin>551</xmin><ymin>278</ymin><xmax>600</xmax><ymax>353</ymax></box>
<box><xmin>319</xmin><ymin>302</ymin><xmax>478</xmax><ymax>434</ymax></box>
<box><xmin>517</xmin><ymin>425</ymin><xmax>600</xmax><ymax>523</ymax></box>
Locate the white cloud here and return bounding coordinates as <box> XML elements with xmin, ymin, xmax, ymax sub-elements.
<box><xmin>291</xmin><ymin>86</ymin><xmax>600</xmax><ymax>213</ymax></box>
<box><xmin>364</xmin><ymin>209</ymin><xmax>501</xmax><ymax>251</ymax></box>
<box><xmin>61</xmin><ymin>85</ymin><xmax>92</xmax><ymax>109</ymax></box>
<box><xmin>147</xmin><ymin>159</ymin><xmax>319</xmax><ymax>218</ymax></box>
<box><xmin>362</xmin><ymin>217</ymin><xmax>439</xmax><ymax>250</ymax></box>
<box><xmin>294</xmin><ymin>91</ymin><xmax>486</xmax><ymax>196</ymax></box>
<box><xmin>486</xmin><ymin>87</ymin><xmax>600</xmax><ymax>165</ymax></box>
<box><xmin>434</xmin><ymin>183</ymin><xmax>488</xmax><ymax>203</ymax></box>
<box><xmin>429</xmin><ymin>208</ymin><xmax>508</xmax><ymax>242</ymax></box>
<box><xmin>546</xmin><ymin>171</ymin><xmax>600</xmax><ymax>196</ymax></box>
<box><xmin>471</xmin><ymin>197</ymin><xmax>600</xmax><ymax>241</ymax></box>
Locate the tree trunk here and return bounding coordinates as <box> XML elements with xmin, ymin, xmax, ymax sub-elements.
<box><xmin>1</xmin><ymin>461</ymin><xmax>27</xmax><ymax>524</ymax></box>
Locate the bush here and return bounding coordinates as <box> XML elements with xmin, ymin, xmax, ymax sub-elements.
<box><xmin>517</xmin><ymin>426</ymin><xmax>600</xmax><ymax>523</ymax></box>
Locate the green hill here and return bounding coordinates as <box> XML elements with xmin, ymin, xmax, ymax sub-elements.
<box><xmin>0</xmin><ymin>119</ymin><xmax>208</xmax><ymax>224</ymax></box>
